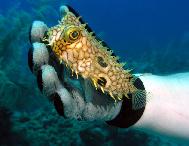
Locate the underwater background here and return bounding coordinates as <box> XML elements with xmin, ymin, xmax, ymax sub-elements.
<box><xmin>0</xmin><ymin>0</ymin><xmax>189</xmax><ymax>145</ymax></box>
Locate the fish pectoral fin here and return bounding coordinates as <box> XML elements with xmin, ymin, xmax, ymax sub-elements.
<box><xmin>132</xmin><ymin>89</ymin><xmax>146</xmax><ymax>110</ymax></box>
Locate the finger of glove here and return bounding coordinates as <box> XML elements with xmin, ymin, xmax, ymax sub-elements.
<box><xmin>29</xmin><ymin>21</ymin><xmax>48</xmax><ymax>43</ymax></box>
<box><xmin>38</xmin><ymin>64</ymin><xmax>78</xmax><ymax>118</ymax></box>
<box><xmin>37</xmin><ymin>64</ymin><xmax>65</xmax><ymax>117</ymax></box>
<box><xmin>56</xmin><ymin>87</ymin><xmax>86</xmax><ymax>120</ymax></box>
<box><xmin>38</xmin><ymin>65</ymin><xmax>62</xmax><ymax>96</ymax></box>
<box><xmin>28</xmin><ymin>42</ymin><xmax>49</xmax><ymax>74</ymax></box>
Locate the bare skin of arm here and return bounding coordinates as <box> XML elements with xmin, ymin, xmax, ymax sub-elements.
<box><xmin>134</xmin><ymin>73</ymin><xmax>189</xmax><ymax>143</ymax></box>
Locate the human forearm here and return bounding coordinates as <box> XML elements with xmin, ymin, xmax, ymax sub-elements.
<box><xmin>133</xmin><ymin>73</ymin><xmax>189</xmax><ymax>142</ymax></box>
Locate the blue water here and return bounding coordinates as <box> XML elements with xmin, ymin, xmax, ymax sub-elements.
<box><xmin>68</xmin><ymin>0</ymin><xmax>189</xmax><ymax>73</ymax></box>
<box><xmin>0</xmin><ymin>0</ymin><xmax>189</xmax><ymax>145</ymax></box>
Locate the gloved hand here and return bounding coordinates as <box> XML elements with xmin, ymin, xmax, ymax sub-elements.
<box><xmin>28</xmin><ymin>5</ymin><xmax>122</xmax><ymax>122</ymax></box>
<box><xmin>28</xmin><ymin>5</ymin><xmax>146</xmax><ymax>128</ymax></box>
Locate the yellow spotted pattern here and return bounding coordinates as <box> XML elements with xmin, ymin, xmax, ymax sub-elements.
<box><xmin>43</xmin><ymin>10</ymin><xmax>140</xmax><ymax>101</ymax></box>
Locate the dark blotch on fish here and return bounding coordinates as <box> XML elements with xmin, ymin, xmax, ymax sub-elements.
<box><xmin>97</xmin><ymin>77</ymin><xmax>107</xmax><ymax>87</ymax></box>
<box><xmin>97</xmin><ymin>56</ymin><xmax>108</xmax><ymax>68</ymax></box>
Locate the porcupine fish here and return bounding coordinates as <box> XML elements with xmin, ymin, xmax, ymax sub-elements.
<box><xmin>42</xmin><ymin>5</ymin><xmax>146</xmax><ymax>110</ymax></box>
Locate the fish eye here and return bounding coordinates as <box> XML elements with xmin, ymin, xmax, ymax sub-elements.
<box><xmin>70</xmin><ymin>30</ymin><xmax>79</xmax><ymax>40</ymax></box>
<box><xmin>64</xmin><ymin>26</ymin><xmax>81</xmax><ymax>43</ymax></box>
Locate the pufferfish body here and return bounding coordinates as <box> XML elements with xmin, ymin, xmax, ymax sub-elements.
<box><xmin>42</xmin><ymin>6</ymin><xmax>146</xmax><ymax>110</ymax></box>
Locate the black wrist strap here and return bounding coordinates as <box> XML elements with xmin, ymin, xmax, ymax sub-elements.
<box><xmin>106</xmin><ymin>78</ymin><xmax>146</xmax><ymax>128</ymax></box>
